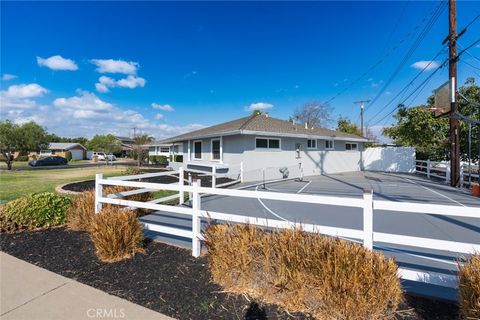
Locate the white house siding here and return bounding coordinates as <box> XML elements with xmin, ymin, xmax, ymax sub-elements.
<box><xmin>181</xmin><ymin>135</ymin><xmax>363</xmax><ymax>182</ymax></box>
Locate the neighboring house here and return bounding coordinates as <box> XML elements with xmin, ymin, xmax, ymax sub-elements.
<box><xmin>154</xmin><ymin>113</ymin><xmax>368</xmax><ymax>181</ymax></box>
<box><xmin>40</xmin><ymin>143</ymin><xmax>86</xmax><ymax>160</ymax></box>
<box><xmin>115</xmin><ymin>136</ymin><xmax>134</xmax><ymax>157</ymax></box>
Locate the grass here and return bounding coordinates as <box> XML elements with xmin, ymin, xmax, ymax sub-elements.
<box><xmin>0</xmin><ymin>166</ymin><xmax>128</xmax><ymax>203</ymax></box>
<box><xmin>0</xmin><ymin>161</ymin><xmax>29</xmax><ymax>168</ymax></box>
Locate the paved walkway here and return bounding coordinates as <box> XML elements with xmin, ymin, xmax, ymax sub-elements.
<box><xmin>0</xmin><ymin>252</ymin><xmax>174</xmax><ymax>320</ymax></box>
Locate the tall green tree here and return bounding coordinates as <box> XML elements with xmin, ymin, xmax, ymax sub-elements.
<box><xmin>0</xmin><ymin>120</ymin><xmax>47</xmax><ymax>169</ymax></box>
<box><xmin>383</xmin><ymin>78</ymin><xmax>479</xmax><ymax>161</ymax></box>
<box><xmin>86</xmin><ymin>134</ymin><xmax>121</xmax><ymax>164</ymax></box>
<box><xmin>337</xmin><ymin>117</ymin><xmax>361</xmax><ymax>135</ymax></box>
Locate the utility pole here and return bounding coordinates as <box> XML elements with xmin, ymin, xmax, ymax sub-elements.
<box><xmin>448</xmin><ymin>0</ymin><xmax>460</xmax><ymax>187</ymax></box>
<box><xmin>354</xmin><ymin>100</ymin><xmax>371</xmax><ymax>137</ymax></box>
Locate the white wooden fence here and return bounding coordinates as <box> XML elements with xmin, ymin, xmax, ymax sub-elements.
<box><xmin>95</xmin><ymin>169</ymin><xmax>480</xmax><ymax>289</ymax></box>
<box><xmin>416</xmin><ymin>159</ymin><xmax>479</xmax><ymax>188</ymax></box>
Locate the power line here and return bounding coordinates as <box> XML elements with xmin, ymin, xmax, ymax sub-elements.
<box><xmin>365</xmin><ymin>0</ymin><xmax>447</xmax><ymax>112</ymax></box>
<box><xmin>369</xmin><ymin>57</ymin><xmax>448</xmax><ymax>126</ymax></box>
<box><xmin>320</xmin><ymin>1</ymin><xmax>447</xmax><ymax>106</ymax></box>
<box><xmin>366</xmin><ymin>48</ymin><xmax>446</xmax><ymax>124</ymax></box>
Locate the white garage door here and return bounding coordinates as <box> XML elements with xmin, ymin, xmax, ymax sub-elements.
<box><xmin>70</xmin><ymin>149</ymin><xmax>84</xmax><ymax>160</ymax></box>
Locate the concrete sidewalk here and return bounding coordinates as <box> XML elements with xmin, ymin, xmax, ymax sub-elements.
<box><xmin>0</xmin><ymin>252</ymin><xmax>174</xmax><ymax>320</ymax></box>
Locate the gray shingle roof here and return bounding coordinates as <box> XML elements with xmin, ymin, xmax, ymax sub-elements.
<box><xmin>48</xmin><ymin>143</ymin><xmax>86</xmax><ymax>150</ymax></box>
<box><xmin>158</xmin><ymin>114</ymin><xmax>367</xmax><ymax>143</ymax></box>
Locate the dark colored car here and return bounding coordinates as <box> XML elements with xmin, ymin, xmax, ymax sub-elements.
<box><xmin>28</xmin><ymin>156</ymin><xmax>68</xmax><ymax>167</ymax></box>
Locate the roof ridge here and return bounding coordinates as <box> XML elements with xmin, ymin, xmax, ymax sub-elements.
<box><xmin>238</xmin><ymin>114</ymin><xmax>260</xmax><ymax>130</ymax></box>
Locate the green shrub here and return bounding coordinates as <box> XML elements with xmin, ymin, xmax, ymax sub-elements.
<box><xmin>204</xmin><ymin>224</ymin><xmax>402</xmax><ymax>320</ymax></box>
<box><xmin>122</xmin><ymin>166</ymin><xmax>143</xmax><ymax>176</ymax></box>
<box><xmin>15</xmin><ymin>155</ymin><xmax>29</xmax><ymax>161</ymax></box>
<box><xmin>64</xmin><ymin>151</ymin><xmax>72</xmax><ymax>161</ymax></box>
<box><xmin>173</xmin><ymin>155</ymin><xmax>183</xmax><ymax>162</ymax></box>
<box><xmin>2</xmin><ymin>192</ymin><xmax>71</xmax><ymax>230</ymax></box>
<box><xmin>158</xmin><ymin>155</ymin><xmax>168</xmax><ymax>165</ymax></box>
<box><xmin>90</xmin><ymin>207</ymin><xmax>145</xmax><ymax>263</ymax></box>
<box><xmin>459</xmin><ymin>253</ymin><xmax>480</xmax><ymax>319</ymax></box>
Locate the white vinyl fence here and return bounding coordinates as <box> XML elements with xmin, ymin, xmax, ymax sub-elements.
<box><xmin>363</xmin><ymin>147</ymin><xmax>416</xmax><ymax>173</ymax></box>
<box><xmin>95</xmin><ymin>168</ymin><xmax>480</xmax><ymax>289</ymax></box>
<box><xmin>416</xmin><ymin>160</ymin><xmax>479</xmax><ymax>188</ymax></box>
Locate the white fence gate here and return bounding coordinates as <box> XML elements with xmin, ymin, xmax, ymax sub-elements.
<box><xmin>94</xmin><ymin>168</ymin><xmax>480</xmax><ymax>290</ymax></box>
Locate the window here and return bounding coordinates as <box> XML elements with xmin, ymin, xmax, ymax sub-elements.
<box><xmin>211</xmin><ymin>139</ymin><xmax>220</xmax><ymax>160</ymax></box>
<box><xmin>325</xmin><ymin>140</ymin><xmax>334</xmax><ymax>150</ymax></box>
<box><xmin>256</xmin><ymin>138</ymin><xmax>268</xmax><ymax>148</ymax></box>
<box><xmin>256</xmin><ymin>138</ymin><xmax>280</xmax><ymax>149</ymax></box>
<box><xmin>346</xmin><ymin>143</ymin><xmax>358</xmax><ymax>151</ymax></box>
<box><xmin>307</xmin><ymin>139</ymin><xmax>317</xmax><ymax>149</ymax></box>
<box><xmin>149</xmin><ymin>147</ymin><xmax>156</xmax><ymax>153</ymax></box>
<box><xmin>194</xmin><ymin>141</ymin><xmax>202</xmax><ymax>159</ymax></box>
<box><xmin>160</xmin><ymin>147</ymin><xmax>170</xmax><ymax>153</ymax></box>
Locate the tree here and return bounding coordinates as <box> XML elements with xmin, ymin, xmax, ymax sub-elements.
<box><xmin>132</xmin><ymin>134</ymin><xmax>153</xmax><ymax>166</ymax></box>
<box><xmin>383</xmin><ymin>78</ymin><xmax>479</xmax><ymax>161</ymax></box>
<box><xmin>86</xmin><ymin>134</ymin><xmax>121</xmax><ymax>165</ymax></box>
<box><xmin>336</xmin><ymin>117</ymin><xmax>361</xmax><ymax>136</ymax></box>
<box><xmin>251</xmin><ymin>109</ymin><xmax>263</xmax><ymax>116</ymax></box>
<box><xmin>0</xmin><ymin>120</ymin><xmax>47</xmax><ymax>170</ymax></box>
<box><xmin>293</xmin><ymin>101</ymin><xmax>332</xmax><ymax>128</ymax></box>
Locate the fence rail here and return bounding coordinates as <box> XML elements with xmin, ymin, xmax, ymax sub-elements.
<box><xmin>415</xmin><ymin>159</ymin><xmax>479</xmax><ymax>187</ymax></box>
<box><xmin>95</xmin><ymin>169</ymin><xmax>480</xmax><ymax>290</ymax></box>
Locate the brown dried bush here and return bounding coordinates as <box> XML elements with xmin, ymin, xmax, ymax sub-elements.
<box><xmin>204</xmin><ymin>224</ymin><xmax>402</xmax><ymax>320</ymax></box>
<box><xmin>67</xmin><ymin>186</ymin><xmax>152</xmax><ymax>232</ymax></box>
<box><xmin>459</xmin><ymin>253</ymin><xmax>480</xmax><ymax>319</ymax></box>
<box><xmin>90</xmin><ymin>207</ymin><xmax>145</xmax><ymax>263</ymax></box>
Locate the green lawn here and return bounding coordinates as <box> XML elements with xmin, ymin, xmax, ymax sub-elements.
<box><xmin>0</xmin><ymin>166</ymin><xmax>129</xmax><ymax>203</ymax></box>
<box><xmin>0</xmin><ymin>161</ymin><xmax>29</xmax><ymax>168</ymax></box>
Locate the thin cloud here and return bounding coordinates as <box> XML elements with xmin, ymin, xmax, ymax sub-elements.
<box><xmin>245</xmin><ymin>102</ymin><xmax>274</xmax><ymax>111</ymax></box>
<box><xmin>154</xmin><ymin>113</ymin><xmax>164</xmax><ymax>120</ymax></box>
<box><xmin>95</xmin><ymin>75</ymin><xmax>146</xmax><ymax>93</ymax></box>
<box><xmin>152</xmin><ymin>103</ymin><xmax>174</xmax><ymax>112</ymax></box>
<box><xmin>37</xmin><ymin>55</ymin><xmax>78</xmax><ymax>71</ymax></box>
<box><xmin>2</xmin><ymin>74</ymin><xmax>17</xmax><ymax>81</ymax></box>
<box><xmin>91</xmin><ymin>59</ymin><xmax>139</xmax><ymax>74</ymax></box>
<box><xmin>411</xmin><ymin>60</ymin><xmax>440</xmax><ymax>71</ymax></box>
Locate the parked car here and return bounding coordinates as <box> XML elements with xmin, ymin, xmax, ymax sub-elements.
<box><xmin>89</xmin><ymin>152</ymin><xmax>116</xmax><ymax>161</ymax></box>
<box><xmin>28</xmin><ymin>156</ymin><xmax>68</xmax><ymax>167</ymax></box>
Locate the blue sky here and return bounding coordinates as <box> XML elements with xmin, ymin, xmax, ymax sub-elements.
<box><xmin>1</xmin><ymin>1</ymin><xmax>479</xmax><ymax>140</ymax></box>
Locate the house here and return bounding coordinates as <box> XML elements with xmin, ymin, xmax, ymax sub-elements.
<box><xmin>114</xmin><ymin>136</ymin><xmax>134</xmax><ymax>157</ymax></box>
<box><xmin>40</xmin><ymin>143</ymin><xmax>86</xmax><ymax>160</ymax></box>
<box><xmin>151</xmin><ymin>113</ymin><xmax>369</xmax><ymax>182</ymax></box>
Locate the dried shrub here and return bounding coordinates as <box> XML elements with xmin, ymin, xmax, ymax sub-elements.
<box><xmin>90</xmin><ymin>207</ymin><xmax>145</xmax><ymax>263</ymax></box>
<box><xmin>204</xmin><ymin>224</ymin><xmax>402</xmax><ymax>320</ymax></box>
<box><xmin>67</xmin><ymin>186</ymin><xmax>152</xmax><ymax>232</ymax></box>
<box><xmin>1</xmin><ymin>192</ymin><xmax>70</xmax><ymax>231</ymax></box>
<box><xmin>459</xmin><ymin>253</ymin><xmax>480</xmax><ymax>319</ymax></box>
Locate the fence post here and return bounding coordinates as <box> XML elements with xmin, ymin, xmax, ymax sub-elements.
<box><xmin>191</xmin><ymin>180</ymin><xmax>202</xmax><ymax>258</ymax></box>
<box><xmin>446</xmin><ymin>163</ymin><xmax>451</xmax><ymax>184</ymax></box>
<box><xmin>212</xmin><ymin>165</ymin><xmax>216</xmax><ymax>188</ymax></box>
<box><xmin>362</xmin><ymin>189</ymin><xmax>373</xmax><ymax>250</ymax></box>
<box><xmin>426</xmin><ymin>159</ymin><xmax>431</xmax><ymax>179</ymax></box>
<box><xmin>240</xmin><ymin>161</ymin><xmax>244</xmax><ymax>183</ymax></box>
<box><xmin>179</xmin><ymin>166</ymin><xmax>184</xmax><ymax>205</ymax></box>
<box><xmin>300</xmin><ymin>163</ymin><xmax>304</xmax><ymax>181</ymax></box>
<box><xmin>460</xmin><ymin>165</ymin><xmax>464</xmax><ymax>188</ymax></box>
<box><xmin>95</xmin><ymin>173</ymin><xmax>103</xmax><ymax>214</ymax></box>
<box><xmin>188</xmin><ymin>173</ymin><xmax>193</xmax><ymax>203</ymax></box>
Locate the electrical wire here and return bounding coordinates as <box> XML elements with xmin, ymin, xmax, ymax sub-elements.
<box><xmin>365</xmin><ymin>0</ymin><xmax>447</xmax><ymax>112</ymax></box>
<box><xmin>320</xmin><ymin>1</ymin><xmax>447</xmax><ymax>106</ymax></box>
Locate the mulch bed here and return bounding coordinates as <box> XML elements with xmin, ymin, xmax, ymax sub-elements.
<box><xmin>0</xmin><ymin>228</ymin><xmax>460</xmax><ymax>320</ymax></box>
<box><xmin>62</xmin><ymin>171</ymin><xmax>235</xmax><ymax>193</ymax></box>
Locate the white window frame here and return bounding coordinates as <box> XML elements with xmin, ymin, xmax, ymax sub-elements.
<box><xmin>345</xmin><ymin>143</ymin><xmax>358</xmax><ymax>151</ymax></box>
<box><xmin>325</xmin><ymin>139</ymin><xmax>334</xmax><ymax>150</ymax></box>
<box><xmin>307</xmin><ymin>139</ymin><xmax>317</xmax><ymax>150</ymax></box>
<box><xmin>159</xmin><ymin>146</ymin><xmax>170</xmax><ymax>153</ymax></box>
<box><xmin>211</xmin><ymin>139</ymin><xmax>221</xmax><ymax>161</ymax></box>
<box><xmin>255</xmin><ymin>137</ymin><xmax>281</xmax><ymax>151</ymax></box>
<box><xmin>193</xmin><ymin>140</ymin><xmax>202</xmax><ymax>160</ymax></box>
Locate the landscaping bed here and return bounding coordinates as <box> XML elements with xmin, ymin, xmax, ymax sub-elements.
<box><xmin>0</xmin><ymin>227</ymin><xmax>460</xmax><ymax>320</ymax></box>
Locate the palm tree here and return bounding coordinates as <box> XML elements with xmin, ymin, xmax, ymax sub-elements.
<box><xmin>132</xmin><ymin>134</ymin><xmax>153</xmax><ymax>166</ymax></box>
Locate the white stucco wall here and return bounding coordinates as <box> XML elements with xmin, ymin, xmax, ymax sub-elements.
<box><xmin>363</xmin><ymin>147</ymin><xmax>416</xmax><ymax>173</ymax></box>
<box><xmin>180</xmin><ymin>135</ymin><xmax>364</xmax><ymax>182</ymax></box>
